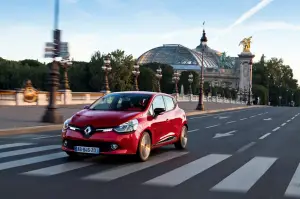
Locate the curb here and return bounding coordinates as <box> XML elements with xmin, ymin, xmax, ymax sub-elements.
<box><xmin>0</xmin><ymin>105</ymin><xmax>261</xmax><ymax>136</ymax></box>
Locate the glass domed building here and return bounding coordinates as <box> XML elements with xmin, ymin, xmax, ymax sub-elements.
<box><xmin>136</xmin><ymin>30</ymin><xmax>240</xmax><ymax>89</ymax></box>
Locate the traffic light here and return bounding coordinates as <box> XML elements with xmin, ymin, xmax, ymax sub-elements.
<box><xmin>53</xmin><ymin>29</ymin><xmax>61</xmax><ymax>58</ymax></box>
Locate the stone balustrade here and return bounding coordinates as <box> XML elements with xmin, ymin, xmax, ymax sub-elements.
<box><xmin>0</xmin><ymin>89</ymin><xmax>246</xmax><ymax>106</ymax></box>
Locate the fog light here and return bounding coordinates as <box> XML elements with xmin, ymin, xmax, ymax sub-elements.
<box><xmin>111</xmin><ymin>144</ymin><xmax>118</xmax><ymax>150</ymax></box>
<box><xmin>63</xmin><ymin>140</ymin><xmax>68</xmax><ymax>147</ymax></box>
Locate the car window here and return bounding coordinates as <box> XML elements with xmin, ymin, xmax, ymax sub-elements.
<box><xmin>163</xmin><ymin>96</ymin><xmax>175</xmax><ymax>111</ymax></box>
<box><xmin>151</xmin><ymin>95</ymin><xmax>166</xmax><ymax>111</ymax></box>
<box><xmin>89</xmin><ymin>93</ymin><xmax>151</xmax><ymax>111</ymax></box>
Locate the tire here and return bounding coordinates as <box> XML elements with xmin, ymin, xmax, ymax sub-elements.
<box><xmin>136</xmin><ymin>131</ymin><xmax>152</xmax><ymax>162</ymax></box>
<box><xmin>174</xmin><ymin>125</ymin><xmax>188</xmax><ymax>150</ymax></box>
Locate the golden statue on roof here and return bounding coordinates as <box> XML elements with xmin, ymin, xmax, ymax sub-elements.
<box><xmin>239</xmin><ymin>36</ymin><xmax>252</xmax><ymax>52</ymax></box>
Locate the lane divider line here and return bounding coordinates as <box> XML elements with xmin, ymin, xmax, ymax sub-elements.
<box><xmin>240</xmin><ymin>118</ymin><xmax>247</xmax><ymax>121</ymax></box>
<box><xmin>226</xmin><ymin>121</ymin><xmax>236</xmax><ymax>124</ymax></box>
<box><xmin>287</xmin><ymin>120</ymin><xmax>291</xmax><ymax>123</ymax></box>
<box><xmin>205</xmin><ymin>124</ymin><xmax>220</xmax><ymax>129</ymax></box>
<box><xmin>188</xmin><ymin>129</ymin><xmax>199</xmax><ymax>133</ymax></box>
<box><xmin>281</xmin><ymin>123</ymin><xmax>286</xmax><ymax>127</ymax></box>
<box><xmin>236</xmin><ymin>142</ymin><xmax>256</xmax><ymax>153</ymax></box>
<box><xmin>259</xmin><ymin>133</ymin><xmax>271</xmax><ymax>140</ymax></box>
<box><xmin>272</xmin><ymin>127</ymin><xmax>280</xmax><ymax>132</ymax></box>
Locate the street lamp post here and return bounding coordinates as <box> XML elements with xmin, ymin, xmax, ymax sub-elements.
<box><xmin>196</xmin><ymin>29</ymin><xmax>207</xmax><ymax>110</ymax></box>
<box><xmin>156</xmin><ymin>67</ymin><xmax>162</xmax><ymax>92</ymax></box>
<box><xmin>247</xmin><ymin>59</ymin><xmax>253</xmax><ymax>105</ymax></box>
<box><xmin>41</xmin><ymin>0</ymin><xmax>63</xmax><ymax>123</ymax></box>
<box><xmin>172</xmin><ymin>70</ymin><xmax>180</xmax><ymax>94</ymax></box>
<box><xmin>132</xmin><ymin>64</ymin><xmax>140</xmax><ymax>91</ymax></box>
<box><xmin>188</xmin><ymin>73</ymin><xmax>193</xmax><ymax>94</ymax></box>
<box><xmin>60</xmin><ymin>57</ymin><xmax>72</xmax><ymax>90</ymax></box>
<box><xmin>102</xmin><ymin>54</ymin><xmax>112</xmax><ymax>93</ymax></box>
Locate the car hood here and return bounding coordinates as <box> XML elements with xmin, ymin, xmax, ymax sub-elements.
<box><xmin>70</xmin><ymin>109</ymin><xmax>142</xmax><ymax>128</ymax></box>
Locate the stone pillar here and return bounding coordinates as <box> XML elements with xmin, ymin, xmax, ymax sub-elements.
<box><xmin>238</xmin><ymin>52</ymin><xmax>255</xmax><ymax>104</ymax></box>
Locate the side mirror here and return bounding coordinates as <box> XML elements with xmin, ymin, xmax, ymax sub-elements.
<box><xmin>83</xmin><ymin>105</ymin><xmax>90</xmax><ymax>109</ymax></box>
<box><xmin>153</xmin><ymin>108</ymin><xmax>165</xmax><ymax>115</ymax></box>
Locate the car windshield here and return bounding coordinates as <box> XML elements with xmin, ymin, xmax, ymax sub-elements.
<box><xmin>88</xmin><ymin>93</ymin><xmax>152</xmax><ymax>111</ymax></box>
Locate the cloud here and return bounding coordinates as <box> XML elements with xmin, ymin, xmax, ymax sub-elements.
<box><xmin>212</xmin><ymin>0</ymin><xmax>274</xmax><ymax>42</ymax></box>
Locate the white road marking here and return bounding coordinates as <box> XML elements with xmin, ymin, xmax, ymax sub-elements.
<box><xmin>281</xmin><ymin>123</ymin><xmax>286</xmax><ymax>127</ymax></box>
<box><xmin>213</xmin><ymin>130</ymin><xmax>237</xmax><ymax>139</ymax></box>
<box><xmin>263</xmin><ymin>118</ymin><xmax>272</xmax><ymax>121</ymax></box>
<box><xmin>285</xmin><ymin>163</ymin><xmax>300</xmax><ymax>197</ymax></box>
<box><xmin>211</xmin><ymin>156</ymin><xmax>277</xmax><ymax>193</ymax></box>
<box><xmin>250</xmin><ymin>115</ymin><xmax>256</xmax><ymax>118</ymax></box>
<box><xmin>22</xmin><ymin>162</ymin><xmax>94</xmax><ymax>176</ymax></box>
<box><xmin>143</xmin><ymin>154</ymin><xmax>231</xmax><ymax>187</ymax></box>
<box><xmin>259</xmin><ymin>133</ymin><xmax>271</xmax><ymax>140</ymax></box>
<box><xmin>32</xmin><ymin>135</ymin><xmax>61</xmax><ymax>139</ymax></box>
<box><xmin>206</xmin><ymin>124</ymin><xmax>220</xmax><ymax>129</ymax></box>
<box><xmin>0</xmin><ymin>145</ymin><xmax>60</xmax><ymax>158</ymax></box>
<box><xmin>287</xmin><ymin>120</ymin><xmax>291</xmax><ymax>123</ymax></box>
<box><xmin>292</xmin><ymin>117</ymin><xmax>295</xmax><ymax>120</ymax></box>
<box><xmin>257</xmin><ymin>113</ymin><xmax>263</xmax><ymax>116</ymax></box>
<box><xmin>236</xmin><ymin>142</ymin><xmax>256</xmax><ymax>153</ymax></box>
<box><xmin>240</xmin><ymin>118</ymin><xmax>247</xmax><ymax>121</ymax></box>
<box><xmin>188</xmin><ymin>129</ymin><xmax>199</xmax><ymax>133</ymax></box>
<box><xmin>82</xmin><ymin>151</ymin><xmax>188</xmax><ymax>181</ymax></box>
<box><xmin>0</xmin><ymin>152</ymin><xmax>66</xmax><ymax>171</ymax></box>
<box><xmin>272</xmin><ymin>127</ymin><xmax>280</xmax><ymax>132</ymax></box>
<box><xmin>0</xmin><ymin>143</ymin><xmax>33</xmax><ymax>150</ymax></box>
<box><xmin>226</xmin><ymin>121</ymin><xmax>236</xmax><ymax>124</ymax></box>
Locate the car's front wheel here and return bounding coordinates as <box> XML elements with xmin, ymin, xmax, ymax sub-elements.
<box><xmin>136</xmin><ymin>131</ymin><xmax>152</xmax><ymax>162</ymax></box>
<box><xmin>174</xmin><ymin>125</ymin><xmax>188</xmax><ymax>149</ymax></box>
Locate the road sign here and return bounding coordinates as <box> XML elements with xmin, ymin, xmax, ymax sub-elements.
<box><xmin>44</xmin><ymin>42</ymin><xmax>69</xmax><ymax>58</ymax></box>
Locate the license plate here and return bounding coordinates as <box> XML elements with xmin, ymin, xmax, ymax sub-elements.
<box><xmin>74</xmin><ymin>146</ymin><xmax>100</xmax><ymax>154</ymax></box>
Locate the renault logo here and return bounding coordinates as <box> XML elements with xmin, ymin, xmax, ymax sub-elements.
<box><xmin>84</xmin><ymin>126</ymin><xmax>92</xmax><ymax>135</ymax></box>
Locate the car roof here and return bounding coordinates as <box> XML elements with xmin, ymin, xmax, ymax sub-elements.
<box><xmin>108</xmin><ymin>91</ymin><xmax>173</xmax><ymax>97</ymax></box>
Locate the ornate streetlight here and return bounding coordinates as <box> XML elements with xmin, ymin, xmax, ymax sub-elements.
<box><xmin>41</xmin><ymin>0</ymin><xmax>63</xmax><ymax>123</ymax></box>
<box><xmin>156</xmin><ymin>67</ymin><xmax>162</xmax><ymax>92</ymax></box>
<box><xmin>188</xmin><ymin>73</ymin><xmax>194</xmax><ymax>94</ymax></box>
<box><xmin>132</xmin><ymin>64</ymin><xmax>140</xmax><ymax>91</ymax></box>
<box><xmin>102</xmin><ymin>54</ymin><xmax>112</xmax><ymax>93</ymax></box>
<box><xmin>172</xmin><ymin>70</ymin><xmax>180</xmax><ymax>94</ymax></box>
<box><xmin>196</xmin><ymin>29</ymin><xmax>207</xmax><ymax>110</ymax></box>
<box><xmin>60</xmin><ymin>57</ymin><xmax>72</xmax><ymax>90</ymax></box>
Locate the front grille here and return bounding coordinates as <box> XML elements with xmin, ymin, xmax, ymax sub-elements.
<box><xmin>64</xmin><ymin>139</ymin><xmax>114</xmax><ymax>152</ymax></box>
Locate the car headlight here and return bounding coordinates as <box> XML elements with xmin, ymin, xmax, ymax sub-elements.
<box><xmin>113</xmin><ymin>119</ymin><xmax>139</xmax><ymax>133</ymax></box>
<box><xmin>62</xmin><ymin>118</ymin><xmax>71</xmax><ymax>133</ymax></box>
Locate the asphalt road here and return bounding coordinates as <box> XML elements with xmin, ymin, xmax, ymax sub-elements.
<box><xmin>0</xmin><ymin>106</ymin><xmax>300</xmax><ymax>199</ymax></box>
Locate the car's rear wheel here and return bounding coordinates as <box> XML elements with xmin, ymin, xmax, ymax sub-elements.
<box><xmin>136</xmin><ymin>131</ymin><xmax>152</xmax><ymax>162</ymax></box>
<box><xmin>174</xmin><ymin>125</ymin><xmax>188</xmax><ymax>149</ymax></box>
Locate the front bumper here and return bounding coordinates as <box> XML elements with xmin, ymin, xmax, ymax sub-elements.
<box><xmin>61</xmin><ymin>129</ymin><xmax>140</xmax><ymax>155</ymax></box>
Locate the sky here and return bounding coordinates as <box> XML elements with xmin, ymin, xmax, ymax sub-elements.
<box><xmin>0</xmin><ymin>0</ymin><xmax>299</xmax><ymax>81</ymax></box>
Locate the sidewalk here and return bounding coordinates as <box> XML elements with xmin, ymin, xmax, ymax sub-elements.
<box><xmin>0</xmin><ymin>102</ymin><xmax>254</xmax><ymax>135</ymax></box>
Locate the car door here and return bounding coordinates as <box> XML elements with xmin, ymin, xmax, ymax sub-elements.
<box><xmin>148</xmin><ymin>95</ymin><xmax>168</xmax><ymax>145</ymax></box>
<box><xmin>162</xmin><ymin>95</ymin><xmax>177</xmax><ymax>139</ymax></box>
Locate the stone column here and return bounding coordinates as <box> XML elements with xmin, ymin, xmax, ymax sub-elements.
<box><xmin>238</xmin><ymin>52</ymin><xmax>255</xmax><ymax>104</ymax></box>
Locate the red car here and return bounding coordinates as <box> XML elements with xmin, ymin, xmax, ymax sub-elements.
<box><xmin>61</xmin><ymin>91</ymin><xmax>188</xmax><ymax>161</ymax></box>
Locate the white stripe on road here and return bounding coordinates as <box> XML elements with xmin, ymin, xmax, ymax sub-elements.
<box><xmin>250</xmin><ymin>115</ymin><xmax>256</xmax><ymax>118</ymax></box>
<box><xmin>206</xmin><ymin>124</ymin><xmax>220</xmax><ymax>129</ymax></box>
<box><xmin>0</xmin><ymin>143</ymin><xmax>33</xmax><ymax>150</ymax></box>
<box><xmin>281</xmin><ymin>123</ymin><xmax>286</xmax><ymax>127</ymax></box>
<box><xmin>285</xmin><ymin>163</ymin><xmax>300</xmax><ymax>197</ymax></box>
<box><xmin>287</xmin><ymin>120</ymin><xmax>291</xmax><ymax>123</ymax></box>
<box><xmin>32</xmin><ymin>135</ymin><xmax>61</xmax><ymax>139</ymax></box>
<box><xmin>143</xmin><ymin>154</ymin><xmax>231</xmax><ymax>187</ymax></box>
<box><xmin>22</xmin><ymin>162</ymin><xmax>94</xmax><ymax>176</ymax></box>
<box><xmin>211</xmin><ymin>157</ymin><xmax>277</xmax><ymax>193</ymax></box>
<box><xmin>272</xmin><ymin>127</ymin><xmax>280</xmax><ymax>132</ymax></box>
<box><xmin>188</xmin><ymin>129</ymin><xmax>199</xmax><ymax>133</ymax></box>
<box><xmin>236</xmin><ymin>142</ymin><xmax>256</xmax><ymax>153</ymax></box>
<box><xmin>257</xmin><ymin>113</ymin><xmax>263</xmax><ymax>116</ymax></box>
<box><xmin>0</xmin><ymin>145</ymin><xmax>60</xmax><ymax>158</ymax></box>
<box><xmin>226</xmin><ymin>121</ymin><xmax>236</xmax><ymax>124</ymax></box>
<box><xmin>83</xmin><ymin>151</ymin><xmax>188</xmax><ymax>181</ymax></box>
<box><xmin>292</xmin><ymin>117</ymin><xmax>295</xmax><ymax>120</ymax></box>
<box><xmin>240</xmin><ymin>118</ymin><xmax>247</xmax><ymax>121</ymax></box>
<box><xmin>259</xmin><ymin>133</ymin><xmax>271</xmax><ymax>140</ymax></box>
<box><xmin>0</xmin><ymin>152</ymin><xmax>66</xmax><ymax>171</ymax></box>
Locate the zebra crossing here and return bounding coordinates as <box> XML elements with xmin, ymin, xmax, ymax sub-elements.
<box><xmin>1</xmin><ymin>142</ymin><xmax>300</xmax><ymax>197</ymax></box>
